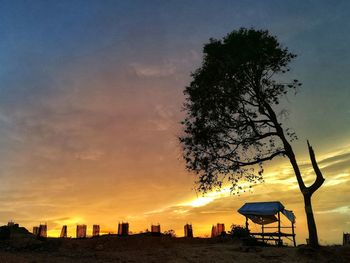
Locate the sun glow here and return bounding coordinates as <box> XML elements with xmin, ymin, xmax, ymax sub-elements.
<box><xmin>47</xmin><ymin>217</ymin><xmax>85</xmax><ymax>237</ymax></box>
<box><xmin>188</xmin><ymin>196</ymin><xmax>214</xmax><ymax>207</ymax></box>
<box><xmin>180</xmin><ymin>187</ymin><xmax>232</xmax><ymax>208</ymax></box>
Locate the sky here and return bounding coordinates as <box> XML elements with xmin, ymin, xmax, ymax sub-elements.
<box><xmin>0</xmin><ymin>0</ymin><xmax>349</xmax><ymax>244</ymax></box>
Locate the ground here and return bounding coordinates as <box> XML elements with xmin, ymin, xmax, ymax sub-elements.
<box><xmin>0</xmin><ymin>234</ymin><xmax>349</xmax><ymax>263</ymax></box>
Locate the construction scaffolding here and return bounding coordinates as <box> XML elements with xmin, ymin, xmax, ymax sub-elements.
<box><xmin>344</xmin><ymin>233</ymin><xmax>350</xmax><ymax>245</ymax></box>
<box><xmin>211</xmin><ymin>223</ymin><xmax>225</xmax><ymax>237</ymax></box>
<box><xmin>60</xmin><ymin>225</ymin><xmax>67</xmax><ymax>238</ymax></box>
<box><xmin>118</xmin><ymin>222</ymin><xmax>129</xmax><ymax>236</ymax></box>
<box><xmin>33</xmin><ymin>226</ymin><xmax>39</xmax><ymax>236</ymax></box>
<box><xmin>217</xmin><ymin>223</ymin><xmax>225</xmax><ymax>235</ymax></box>
<box><xmin>211</xmin><ymin>225</ymin><xmax>217</xmax><ymax>238</ymax></box>
<box><xmin>151</xmin><ymin>224</ymin><xmax>161</xmax><ymax>235</ymax></box>
<box><xmin>76</xmin><ymin>225</ymin><xmax>87</xmax><ymax>238</ymax></box>
<box><xmin>7</xmin><ymin>221</ymin><xmax>17</xmax><ymax>227</ymax></box>
<box><xmin>184</xmin><ymin>224</ymin><xmax>193</xmax><ymax>238</ymax></box>
<box><xmin>92</xmin><ymin>225</ymin><xmax>100</xmax><ymax>237</ymax></box>
<box><xmin>38</xmin><ymin>224</ymin><xmax>47</xmax><ymax>238</ymax></box>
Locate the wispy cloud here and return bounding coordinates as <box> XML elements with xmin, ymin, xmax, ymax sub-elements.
<box><xmin>130</xmin><ymin>62</ymin><xmax>176</xmax><ymax>77</ymax></box>
<box><xmin>316</xmin><ymin>206</ymin><xmax>350</xmax><ymax>215</ymax></box>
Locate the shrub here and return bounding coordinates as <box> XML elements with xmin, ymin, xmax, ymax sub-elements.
<box><xmin>229</xmin><ymin>224</ymin><xmax>250</xmax><ymax>239</ymax></box>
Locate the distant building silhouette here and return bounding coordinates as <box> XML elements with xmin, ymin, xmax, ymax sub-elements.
<box><xmin>60</xmin><ymin>225</ymin><xmax>67</xmax><ymax>238</ymax></box>
<box><xmin>211</xmin><ymin>223</ymin><xmax>225</xmax><ymax>237</ymax></box>
<box><xmin>217</xmin><ymin>223</ymin><xmax>225</xmax><ymax>235</ymax></box>
<box><xmin>344</xmin><ymin>233</ymin><xmax>350</xmax><ymax>245</ymax></box>
<box><xmin>38</xmin><ymin>224</ymin><xmax>47</xmax><ymax>238</ymax></box>
<box><xmin>118</xmin><ymin>222</ymin><xmax>129</xmax><ymax>236</ymax></box>
<box><xmin>76</xmin><ymin>225</ymin><xmax>87</xmax><ymax>238</ymax></box>
<box><xmin>184</xmin><ymin>224</ymin><xmax>193</xmax><ymax>238</ymax></box>
<box><xmin>211</xmin><ymin>225</ymin><xmax>217</xmax><ymax>238</ymax></box>
<box><xmin>33</xmin><ymin>226</ymin><xmax>39</xmax><ymax>236</ymax></box>
<box><xmin>7</xmin><ymin>221</ymin><xmax>18</xmax><ymax>227</ymax></box>
<box><xmin>92</xmin><ymin>225</ymin><xmax>100</xmax><ymax>237</ymax></box>
<box><xmin>151</xmin><ymin>224</ymin><xmax>161</xmax><ymax>235</ymax></box>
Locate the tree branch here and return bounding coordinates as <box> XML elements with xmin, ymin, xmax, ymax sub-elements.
<box><xmin>236</xmin><ymin>150</ymin><xmax>285</xmax><ymax>167</ymax></box>
<box><xmin>307</xmin><ymin>140</ymin><xmax>325</xmax><ymax>195</ymax></box>
<box><xmin>262</xmin><ymin>100</ymin><xmax>306</xmax><ymax>190</ymax></box>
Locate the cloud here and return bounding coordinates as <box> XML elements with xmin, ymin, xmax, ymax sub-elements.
<box><xmin>74</xmin><ymin>150</ymin><xmax>104</xmax><ymax>161</ymax></box>
<box><xmin>316</xmin><ymin>206</ymin><xmax>350</xmax><ymax>215</ymax></box>
<box><xmin>147</xmin><ymin>104</ymin><xmax>177</xmax><ymax>131</ymax></box>
<box><xmin>129</xmin><ymin>50</ymin><xmax>201</xmax><ymax>79</ymax></box>
<box><xmin>130</xmin><ymin>62</ymin><xmax>176</xmax><ymax>77</ymax></box>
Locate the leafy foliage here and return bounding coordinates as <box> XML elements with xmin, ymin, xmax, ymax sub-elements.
<box><xmin>164</xmin><ymin>229</ymin><xmax>176</xmax><ymax>237</ymax></box>
<box><xmin>180</xmin><ymin>28</ymin><xmax>301</xmax><ymax>193</ymax></box>
<box><xmin>229</xmin><ymin>224</ymin><xmax>250</xmax><ymax>239</ymax></box>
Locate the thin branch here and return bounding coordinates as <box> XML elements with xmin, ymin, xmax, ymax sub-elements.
<box><xmin>236</xmin><ymin>150</ymin><xmax>286</xmax><ymax>167</ymax></box>
<box><xmin>262</xmin><ymin>100</ymin><xmax>306</xmax><ymax>191</ymax></box>
<box><xmin>241</xmin><ymin>98</ymin><xmax>260</xmax><ymax>107</ymax></box>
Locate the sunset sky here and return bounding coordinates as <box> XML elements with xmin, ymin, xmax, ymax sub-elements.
<box><xmin>0</xmin><ymin>0</ymin><xmax>349</xmax><ymax>244</ymax></box>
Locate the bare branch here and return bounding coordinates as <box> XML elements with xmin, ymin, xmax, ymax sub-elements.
<box><xmin>307</xmin><ymin>140</ymin><xmax>325</xmax><ymax>195</ymax></box>
<box><xmin>236</xmin><ymin>150</ymin><xmax>285</xmax><ymax>167</ymax></box>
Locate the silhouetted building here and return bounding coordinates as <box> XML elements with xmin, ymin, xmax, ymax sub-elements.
<box><xmin>60</xmin><ymin>225</ymin><xmax>67</xmax><ymax>238</ymax></box>
<box><xmin>217</xmin><ymin>223</ymin><xmax>225</xmax><ymax>235</ymax></box>
<box><xmin>211</xmin><ymin>225</ymin><xmax>217</xmax><ymax>238</ymax></box>
<box><xmin>184</xmin><ymin>224</ymin><xmax>193</xmax><ymax>238</ymax></box>
<box><xmin>151</xmin><ymin>224</ymin><xmax>161</xmax><ymax>235</ymax></box>
<box><xmin>92</xmin><ymin>225</ymin><xmax>100</xmax><ymax>237</ymax></box>
<box><xmin>211</xmin><ymin>223</ymin><xmax>225</xmax><ymax>237</ymax></box>
<box><xmin>38</xmin><ymin>224</ymin><xmax>47</xmax><ymax>238</ymax></box>
<box><xmin>7</xmin><ymin>221</ymin><xmax>18</xmax><ymax>227</ymax></box>
<box><xmin>344</xmin><ymin>233</ymin><xmax>350</xmax><ymax>245</ymax></box>
<box><xmin>33</xmin><ymin>226</ymin><xmax>39</xmax><ymax>236</ymax></box>
<box><xmin>76</xmin><ymin>224</ymin><xmax>87</xmax><ymax>238</ymax></box>
<box><xmin>118</xmin><ymin>222</ymin><xmax>129</xmax><ymax>236</ymax></box>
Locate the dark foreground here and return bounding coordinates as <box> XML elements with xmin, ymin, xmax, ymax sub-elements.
<box><xmin>0</xmin><ymin>234</ymin><xmax>349</xmax><ymax>263</ymax></box>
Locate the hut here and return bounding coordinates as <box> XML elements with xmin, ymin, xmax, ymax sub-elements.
<box><xmin>92</xmin><ymin>225</ymin><xmax>100</xmax><ymax>237</ymax></box>
<box><xmin>238</xmin><ymin>201</ymin><xmax>296</xmax><ymax>246</ymax></box>
<box><xmin>184</xmin><ymin>224</ymin><xmax>193</xmax><ymax>238</ymax></box>
<box><xmin>118</xmin><ymin>222</ymin><xmax>129</xmax><ymax>236</ymax></box>
<box><xmin>76</xmin><ymin>224</ymin><xmax>87</xmax><ymax>238</ymax></box>
<box><xmin>60</xmin><ymin>225</ymin><xmax>67</xmax><ymax>238</ymax></box>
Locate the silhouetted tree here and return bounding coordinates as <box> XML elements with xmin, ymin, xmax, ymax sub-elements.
<box><xmin>180</xmin><ymin>28</ymin><xmax>324</xmax><ymax>248</ymax></box>
<box><xmin>229</xmin><ymin>224</ymin><xmax>250</xmax><ymax>239</ymax></box>
<box><xmin>164</xmin><ymin>229</ymin><xmax>176</xmax><ymax>237</ymax></box>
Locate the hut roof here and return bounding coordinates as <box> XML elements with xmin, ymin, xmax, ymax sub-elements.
<box><xmin>238</xmin><ymin>201</ymin><xmax>295</xmax><ymax>224</ymax></box>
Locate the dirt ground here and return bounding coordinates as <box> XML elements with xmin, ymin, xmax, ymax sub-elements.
<box><xmin>0</xmin><ymin>235</ymin><xmax>349</xmax><ymax>263</ymax></box>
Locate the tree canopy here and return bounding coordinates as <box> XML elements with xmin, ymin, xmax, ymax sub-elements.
<box><xmin>180</xmin><ymin>28</ymin><xmax>301</xmax><ymax>194</ymax></box>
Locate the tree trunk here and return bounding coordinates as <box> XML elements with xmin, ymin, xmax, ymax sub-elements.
<box><xmin>303</xmin><ymin>193</ymin><xmax>319</xmax><ymax>247</ymax></box>
<box><xmin>284</xmin><ymin>141</ymin><xmax>324</xmax><ymax>248</ymax></box>
<box><xmin>262</xmin><ymin>102</ymin><xmax>324</xmax><ymax>248</ymax></box>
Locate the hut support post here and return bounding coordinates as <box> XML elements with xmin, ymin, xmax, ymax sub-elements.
<box><xmin>245</xmin><ymin>217</ymin><xmax>249</xmax><ymax>231</ymax></box>
<box><xmin>278</xmin><ymin>212</ymin><xmax>281</xmax><ymax>246</ymax></box>
<box><xmin>292</xmin><ymin>222</ymin><xmax>296</xmax><ymax>247</ymax></box>
<box><xmin>262</xmin><ymin>223</ymin><xmax>265</xmax><ymax>243</ymax></box>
